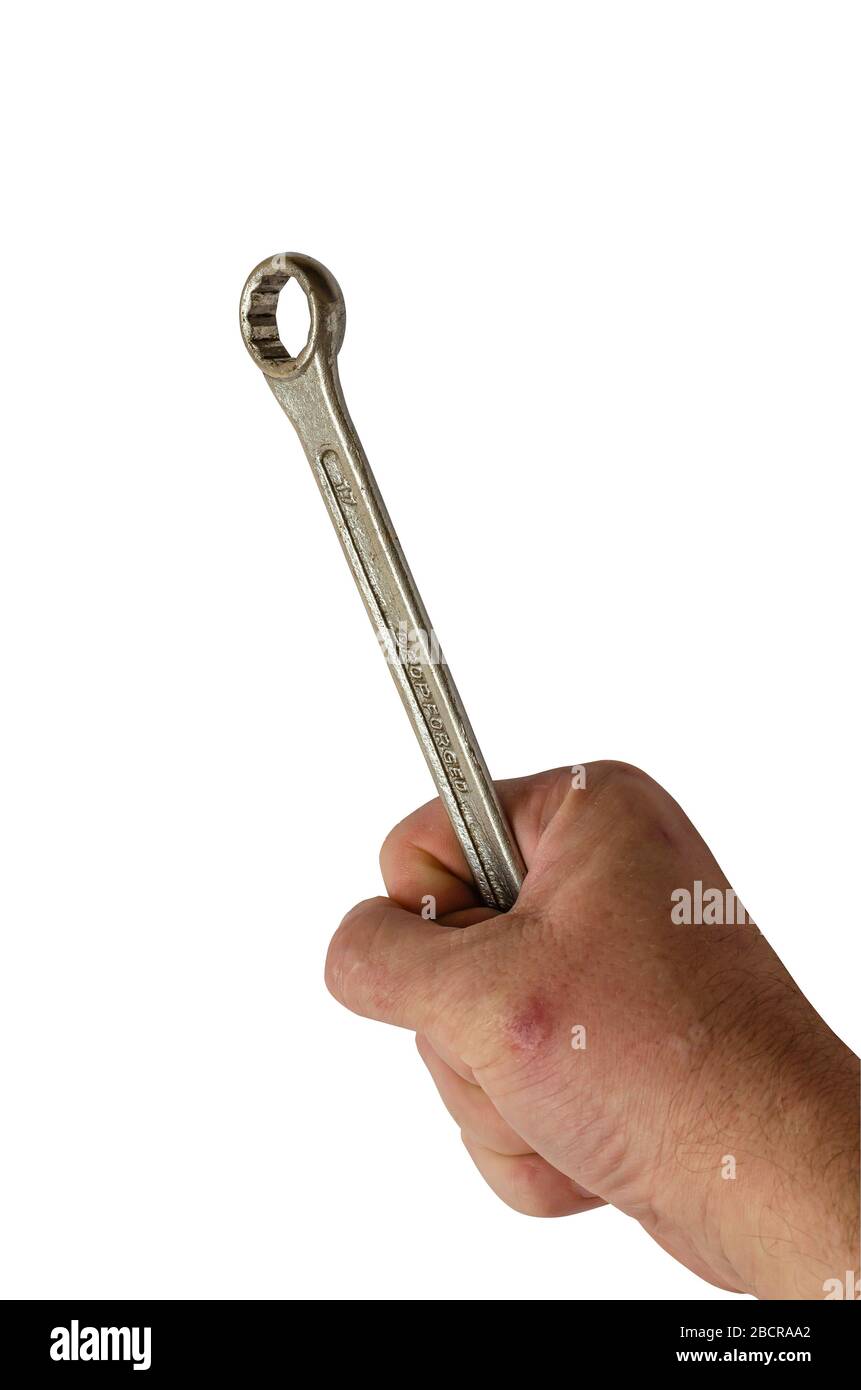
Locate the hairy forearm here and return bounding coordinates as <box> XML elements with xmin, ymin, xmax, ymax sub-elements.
<box><xmin>716</xmin><ymin>1014</ymin><xmax>859</xmax><ymax>1300</ymax></box>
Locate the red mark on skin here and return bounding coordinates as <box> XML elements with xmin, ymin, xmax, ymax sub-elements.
<box><xmin>504</xmin><ymin>995</ymin><xmax>552</xmax><ymax>1053</ymax></box>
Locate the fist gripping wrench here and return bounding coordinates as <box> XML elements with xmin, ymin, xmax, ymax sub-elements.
<box><xmin>240</xmin><ymin>254</ymin><xmax>525</xmax><ymax>912</ymax></box>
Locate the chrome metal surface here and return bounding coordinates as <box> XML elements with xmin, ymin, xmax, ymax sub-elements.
<box><xmin>239</xmin><ymin>253</ymin><xmax>525</xmax><ymax>911</ymax></box>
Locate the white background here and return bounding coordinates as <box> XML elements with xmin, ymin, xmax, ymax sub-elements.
<box><xmin>1</xmin><ymin>2</ymin><xmax>858</xmax><ymax>1300</ymax></box>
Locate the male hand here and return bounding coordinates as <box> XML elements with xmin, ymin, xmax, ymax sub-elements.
<box><xmin>326</xmin><ymin>763</ymin><xmax>859</xmax><ymax>1299</ymax></box>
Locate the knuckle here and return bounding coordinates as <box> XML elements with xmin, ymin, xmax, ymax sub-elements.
<box><xmin>451</xmin><ymin>917</ymin><xmax>566</xmax><ymax>1075</ymax></box>
<box><xmin>496</xmin><ymin>986</ymin><xmax>558</xmax><ymax>1059</ymax></box>
<box><xmin>477</xmin><ymin>1150</ymin><xmax>563</xmax><ymax>1218</ymax></box>
<box><xmin>480</xmin><ymin>973</ymin><xmax>568</xmax><ymax>1082</ymax></box>
<box><xmin>591</xmin><ymin>761</ymin><xmax>675</xmax><ymax>836</ymax></box>
<box><xmin>511</xmin><ymin>1156</ymin><xmax>561</xmax><ymax>1217</ymax></box>
<box><xmin>595</xmin><ymin>759</ymin><xmax>656</xmax><ymax>792</ymax></box>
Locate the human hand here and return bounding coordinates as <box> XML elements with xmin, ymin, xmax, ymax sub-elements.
<box><xmin>326</xmin><ymin>763</ymin><xmax>859</xmax><ymax>1298</ymax></box>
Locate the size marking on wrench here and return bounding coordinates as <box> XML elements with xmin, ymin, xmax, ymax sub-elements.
<box><xmin>239</xmin><ymin>253</ymin><xmax>525</xmax><ymax>912</ymax></box>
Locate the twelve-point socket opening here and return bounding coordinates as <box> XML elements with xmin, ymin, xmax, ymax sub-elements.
<box><xmin>245</xmin><ymin>273</ymin><xmax>311</xmax><ymax>364</ymax></box>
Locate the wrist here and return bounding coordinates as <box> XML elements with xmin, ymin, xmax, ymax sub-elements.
<box><xmin>652</xmin><ymin>972</ymin><xmax>859</xmax><ymax>1300</ymax></box>
<box><xmin>715</xmin><ymin>1027</ymin><xmax>859</xmax><ymax>1299</ymax></box>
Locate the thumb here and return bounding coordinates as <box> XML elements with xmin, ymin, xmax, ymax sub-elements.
<box><xmin>325</xmin><ymin>895</ymin><xmax>478</xmax><ymax>1036</ymax></box>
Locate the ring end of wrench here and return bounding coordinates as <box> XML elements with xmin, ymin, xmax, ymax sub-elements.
<box><xmin>239</xmin><ymin>253</ymin><xmax>345</xmax><ymax>381</ymax></box>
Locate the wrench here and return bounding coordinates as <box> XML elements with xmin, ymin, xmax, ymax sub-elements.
<box><xmin>239</xmin><ymin>253</ymin><xmax>525</xmax><ymax>912</ymax></box>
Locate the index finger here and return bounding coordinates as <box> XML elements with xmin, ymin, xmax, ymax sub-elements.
<box><xmin>379</xmin><ymin>767</ymin><xmax>576</xmax><ymax>916</ymax></box>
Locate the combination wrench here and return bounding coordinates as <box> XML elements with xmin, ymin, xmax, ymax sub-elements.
<box><xmin>239</xmin><ymin>253</ymin><xmax>525</xmax><ymax>912</ymax></box>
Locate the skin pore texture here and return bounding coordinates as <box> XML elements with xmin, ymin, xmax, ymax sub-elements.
<box><xmin>325</xmin><ymin>762</ymin><xmax>860</xmax><ymax>1299</ymax></box>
